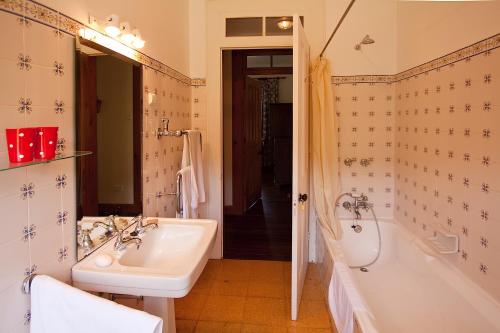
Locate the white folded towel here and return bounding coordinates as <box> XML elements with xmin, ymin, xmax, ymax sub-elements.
<box><xmin>30</xmin><ymin>275</ymin><xmax>163</xmax><ymax>333</ymax></box>
<box><xmin>177</xmin><ymin>166</ymin><xmax>192</xmax><ymax>218</ymax></box>
<box><xmin>181</xmin><ymin>130</ymin><xmax>205</xmax><ymax>216</ymax></box>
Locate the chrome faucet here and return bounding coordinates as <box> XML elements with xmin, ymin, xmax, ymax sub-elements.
<box><xmin>114</xmin><ymin>229</ymin><xmax>142</xmax><ymax>251</ymax></box>
<box><xmin>93</xmin><ymin>215</ymin><xmax>117</xmax><ymax>236</ymax></box>
<box><xmin>130</xmin><ymin>214</ymin><xmax>158</xmax><ymax>236</ymax></box>
<box><xmin>343</xmin><ymin>193</ymin><xmax>370</xmax><ymax>220</ymax></box>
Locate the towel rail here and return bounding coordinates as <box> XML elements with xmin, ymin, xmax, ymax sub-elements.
<box><xmin>157</xmin><ymin>118</ymin><xmax>189</xmax><ymax>139</ymax></box>
<box><xmin>22</xmin><ymin>274</ymin><xmax>38</xmax><ymax>294</ymax></box>
<box><xmin>154</xmin><ymin>173</ymin><xmax>183</xmax><ymax>215</ymax></box>
<box><xmin>176</xmin><ymin>172</ymin><xmax>183</xmax><ymax>215</ymax></box>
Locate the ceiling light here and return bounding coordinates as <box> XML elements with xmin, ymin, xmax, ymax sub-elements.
<box><xmin>104</xmin><ymin>14</ymin><xmax>120</xmax><ymax>37</ymax></box>
<box><xmin>277</xmin><ymin>17</ymin><xmax>293</xmax><ymax>30</ymax></box>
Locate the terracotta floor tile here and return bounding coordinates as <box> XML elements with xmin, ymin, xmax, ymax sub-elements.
<box><xmin>211</xmin><ymin>278</ymin><xmax>249</xmax><ymax>297</ymax></box>
<box><xmin>192</xmin><ymin>260</ymin><xmax>221</xmax><ymax>294</ymax></box>
<box><xmin>176</xmin><ymin>319</ymin><xmax>197</xmax><ymax>333</ymax></box>
<box><xmin>249</xmin><ymin>261</ymin><xmax>285</xmax><ymax>284</ymax></box>
<box><xmin>287</xmin><ymin>327</ymin><xmax>332</xmax><ymax>333</ymax></box>
<box><xmin>175</xmin><ymin>293</ymin><xmax>209</xmax><ymax>320</ymax></box>
<box><xmin>286</xmin><ymin>300</ymin><xmax>331</xmax><ymax>329</ymax></box>
<box><xmin>200</xmin><ymin>295</ymin><xmax>246</xmax><ymax>322</ymax></box>
<box><xmin>283</xmin><ymin>262</ymin><xmax>292</xmax><ymax>284</ymax></box>
<box><xmin>301</xmin><ymin>280</ymin><xmax>324</xmax><ymax>301</ymax></box>
<box><xmin>195</xmin><ymin>321</ymin><xmax>242</xmax><ymax>333</ymax></box>
<box><xmin>247</xmin><ymin>280</ymin><xmax>286</xmax><ymax>299</ymax></box>
<box><xmin>242</xmin><ymin>324</ymin><xmax>288</xmax><ymax>333</ymax></box>
<box><xmin>216</xmin><ymin>259</ymin><xmax>252</xmax><ymax>281</ymax></box>
<box><xmin>305</xmin><ymin>264</ymin><xmax>321</xmax><ymax>283</ymax></box>
<box><xmin>176</xmin><ymin>261</ymin><xmax>332</xmax><ymax>332</ymax></box>
<box><xmin>243</xmin><ymin>297</ymin><xmax>287</xmax><ymax>326</ymax></box>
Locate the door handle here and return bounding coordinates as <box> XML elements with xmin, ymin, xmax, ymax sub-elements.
<box><xmin>298</xmin><ymin>193</ymin><xmax>308</xmax><ymax>203</ymax></box>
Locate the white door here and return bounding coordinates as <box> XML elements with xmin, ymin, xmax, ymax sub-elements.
<box><xmin>291</xmin><ymin>14</ymin><xmax>310</xmax><ymax>321</ymax></box>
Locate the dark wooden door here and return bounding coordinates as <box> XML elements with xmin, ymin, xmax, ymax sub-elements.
<box><xmin>76</xmin><ymin>52</ymin><xmax>98</xmax><ymax>217</ymax></box>
<box><xmin>243</xmin><ymin>77</ymin><xmax>262</xmax><ymax>210</ymax></box>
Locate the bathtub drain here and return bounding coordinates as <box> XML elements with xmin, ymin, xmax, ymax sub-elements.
<box><xmin>360</xmin><ymin>267</ymin><xmax>369</xmax><ymax>272</ymax></box>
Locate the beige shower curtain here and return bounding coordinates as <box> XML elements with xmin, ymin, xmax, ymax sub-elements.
<box><xmin>310</xmin><ymin>57</ymin><xmax>342</xmax><ymax>239</ymax></box>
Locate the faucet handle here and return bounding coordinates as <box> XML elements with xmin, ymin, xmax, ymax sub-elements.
<box><xmin>161</xmin><ymin>118</ymin><xmax>169</xmax><ymax>131</ymax></box>
<box><xmin>132</xmin><ymin>214</ymin><xmax>144</xmax><ymax>226</ymax></box>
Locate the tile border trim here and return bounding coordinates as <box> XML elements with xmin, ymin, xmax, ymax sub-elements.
<box><xmin>332</xmin><ymin>33</ymin><xmax>500</xmax><ymax>84</ymax></box>
<box><xmin>0</xmin><ymin>0</ymin><xmax>193</xmax><ymax>85</ymax></box>
<box><xmin>191</xmin><ymin>78</ymin><xmax>207</xmax><ymax>87</ymax></box>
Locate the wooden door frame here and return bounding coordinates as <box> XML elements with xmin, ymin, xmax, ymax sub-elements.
<box><xmin>76</xmin><ymin>52</ymin><xmax>143</xmax><ymax>219</ymax></box>
<box><xmin>224</xmin><ymin>48</ymin><xmax>293</xmax><ymax>215</ymax></box>
<box><xmin>76</xmin><ymin>52</ymin><xmax>98</xmax><ymax>218</ymax></box>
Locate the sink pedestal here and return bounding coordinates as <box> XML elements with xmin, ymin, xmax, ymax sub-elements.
<box><xmin>144</xmin><ymin>297</ymin><xmax>176</xmax><ymax>333</ymax></box>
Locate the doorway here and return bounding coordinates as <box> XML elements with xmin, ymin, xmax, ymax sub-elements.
<box><xmin>222</xmin><ymin>49</ymin><xmax>293</xmax><ymax>261</ymax></box>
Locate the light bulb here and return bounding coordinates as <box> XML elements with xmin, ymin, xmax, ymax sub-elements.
<box><xmin>131</xmin><ymin>29</ymin><xmax>145</xmax><ymax>49</ymax></box>
<box><xmin>132</xmin><ymin>38</ymin><xmax>145</xmax><ymax>49</ymax></box>
<box><xmin>277</xmin><ymin>17</ymin><xmax>293</xmax><ymax>30</ymax></box>
<box><xmin>105</xmin><ymin>14</ymin><xmax>120</xmax><ymax>37</ymax></box>
<box><xmin>120</xmin><ymin>22</ymin><xmax>135</xmax><ymax>44</ymax></box>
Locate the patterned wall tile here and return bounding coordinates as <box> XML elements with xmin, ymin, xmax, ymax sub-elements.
<box><xmin>0</xmin><ymin>10</ymin><xmax>76</xmax><ymax>330</ymax></box>
<box><xmin>333</xmin><ymin>82</ymin><xmax>395</xmax><ymax>218</ymax></box>
<box><xmin>142</xmin><ymin>67</ymin><xmax>191</xmax><ymax>218</ymax></box>
<box><xmin>395</xmin><ymin>48</ymin><xmax>500</xmax><ymax>301</ymax></box>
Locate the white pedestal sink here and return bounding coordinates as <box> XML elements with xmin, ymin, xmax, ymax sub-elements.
<box><xmin>72</xmin><ymin>218</ymin><xmax>217</xmax><ymax>332</ymax></box>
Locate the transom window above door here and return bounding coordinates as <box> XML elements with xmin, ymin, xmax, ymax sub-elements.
<box><xmin>247</xmin><ymin>55</ymin><xmax>293</xmax><ymax>68</ymax></box>
<box><xmin>225</xmin><ymin>16</ymin><xmax>304</xmax><ymax>37</ymax></box>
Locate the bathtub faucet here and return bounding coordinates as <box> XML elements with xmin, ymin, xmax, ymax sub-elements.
<box><xmin>342</xmin><ymin>193</ymin><xmax>370</xmax><ymax>220</ymax></box>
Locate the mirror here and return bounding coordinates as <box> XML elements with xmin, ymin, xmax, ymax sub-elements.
<box><xmin>75</xmin><ymin>38</ymin><xmax>143</xmax><ymax>260</ymax></box>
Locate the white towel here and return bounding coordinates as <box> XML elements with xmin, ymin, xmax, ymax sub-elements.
<box><xmin>177</xmin><ymin>166</ymin><xmax>192</xmax><ymax>218</ymax></box>
<box><xmin>181</xmin><ymin>130</ymin><xmax>205</xmax><ymax>215</ymax></box>
<box><xmin>30</xmin><ymin>275</ymin><xmax>163</xmax><ymax>333</ymax></box>
<box><xmin>329</xmin><ymin>263</ymin><xmax>368</xmax><ymax>333</ymax></box>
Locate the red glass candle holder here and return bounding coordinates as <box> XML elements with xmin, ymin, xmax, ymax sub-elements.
<box><xmin>35</xmin><ymin>126</ymin><xmax>58</xmax><ymax>160</ymax></box>
<box><xmin>5</xmin><ymin>128</ymin><xmax>36</xmax><ymax>163</ymax></box>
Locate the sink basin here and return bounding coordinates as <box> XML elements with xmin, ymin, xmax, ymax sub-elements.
<box><xmin>72</xmin><ymin>218</ymin><xmax>217</xmax><ymax>298</ymax></box>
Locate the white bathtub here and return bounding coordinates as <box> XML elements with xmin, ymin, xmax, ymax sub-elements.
<box><xmin>317</xmin><ymin>218</ymin><xmax>500</xmax><ymax>333</ymax></box>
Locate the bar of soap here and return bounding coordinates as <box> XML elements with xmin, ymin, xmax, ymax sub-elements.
<box><xmin>95</xmin><ymin>254</ymin><xmax>113</xmax><ymax>267</ymax></box>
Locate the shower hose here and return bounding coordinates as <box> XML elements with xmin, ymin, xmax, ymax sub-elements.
<box><xmin>334</xmin><ymin>192</ymin><xmax>382</xmax><ymax>269</ymax></box>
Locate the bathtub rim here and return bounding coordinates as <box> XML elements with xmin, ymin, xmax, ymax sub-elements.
<box><xmin>319</xmin><ymin>218</ymin><xmax>500</xmax><ymax>333</ymax></box>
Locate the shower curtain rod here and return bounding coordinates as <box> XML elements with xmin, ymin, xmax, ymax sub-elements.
<box><xmin>319</xmin><ymin>0</ymin><xmax>356</xmax><ymax>57</ymax></box>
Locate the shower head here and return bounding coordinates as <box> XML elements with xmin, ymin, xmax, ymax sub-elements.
<box><xmin>355</xmin><ymin>35</ymin><xmax>375</xmax><ymax>50</ymax></box>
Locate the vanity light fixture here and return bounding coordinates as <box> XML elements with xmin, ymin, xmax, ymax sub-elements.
<box><xmin>104</xmin><ymin>14</ymin><xmax>121</xmax><ymax>37</ymax></box>
<box><xmin>87</xmin><ymin>14</ymin><xmax>146</xmax><ymax>50</ymax></box>
<box><xmin>277</xmin><ymin>17</ymin><xmax>293</xmax><ymax>30</ymax></box>
<box><xmin>79</xmin><ymin>28</ymin><xmax>136</xmax><ymax>59</ymax></box>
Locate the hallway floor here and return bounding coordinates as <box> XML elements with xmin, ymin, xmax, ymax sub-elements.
<box><xmin>224</xmin><ymin>171</ymin><xmax>292</xmax><ymax>261</ymax></box>
<box><xmin>117</xmin><ymin>260</ymin><xmax>333</xmax><ymax>332</ymax></box>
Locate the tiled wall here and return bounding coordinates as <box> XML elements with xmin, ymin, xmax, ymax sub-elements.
<box><xmin>333</xmin><ymin>82</ymin><xmax>395</xmax><ymax>218</ymax></box>
<box><xmin>0</xmin><ymin>11</ymin><xmax>76</xmax><ymax>332</ymax></box>
<box><xmin>395</xmin><ymin>46</ymin><xmax>500</xmax><ymax>301</ymax></box>
<box><xmin>0</xmin><ymin>2</ymin><xmax>195</xmax><ymax>331</ymax></box>
<box><xmin>191</xmin><ymin>82</ymin><xmax>208</xmax><ymax>218</ymax></box>
<box><xmin>142</xmin><ymin>67</ymin><xmax>191</xmax><ymax>217</ymax></box>
<box><xmin>331</xmin><ymin>34</ymin><xmax>500</xmax><ymax>302</ymax></box>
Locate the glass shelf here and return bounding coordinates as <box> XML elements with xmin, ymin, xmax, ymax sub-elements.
<box><xmin>0</xmin><ymin>151</ymin><xmax>92</xmax><ymax>172</ymax></box>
